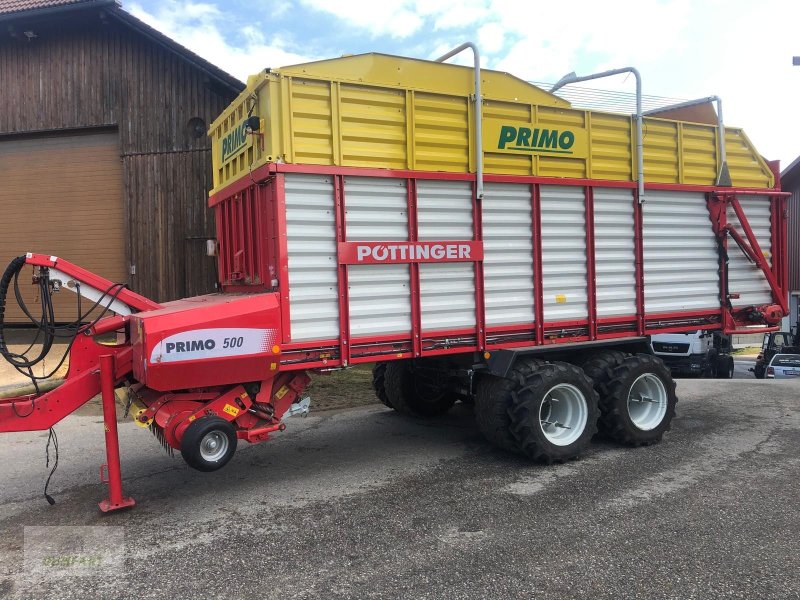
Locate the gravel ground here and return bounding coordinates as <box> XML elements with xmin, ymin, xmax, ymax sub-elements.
<box><xmin>0</xmin><ymin>378</ymin><xmax>798</xmax><ymax>599</ymax></box>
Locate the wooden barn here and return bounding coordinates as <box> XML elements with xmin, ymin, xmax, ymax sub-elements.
<box><xmin>0</xmin><ymin>0</ymin><xmax>244</xmax><ymax>321</ymax></box>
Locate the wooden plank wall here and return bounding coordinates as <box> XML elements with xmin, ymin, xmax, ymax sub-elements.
<box><xmin>0</xmin><ymin>15</ymin><xmax>239</xmax><ymax>301</ymax></box>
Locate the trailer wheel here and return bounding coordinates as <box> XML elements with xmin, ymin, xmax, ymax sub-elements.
<box><xmin>508</xmin><ymin>362</ymin><xmax>599</xmax><ymax>463</ymax></box>
<box><xmin>600</xmin><ymin>354</ymin><xmax>677</xmax><ymax>446</ymax></box>
<box><xmin>371</xmin><ymin>362</ymin><xmax>393</xmax><ymax>408</ymax></box>
<box><xmin>715</xmin><ymin>355</ymin><xmax>734</xmax><ymax>379</ymax></box>
<box><xmin>180</xmin><ymin>416</ymin><xmax>238</xmax><ymax>472</ymax></box>
<box><xmin>384</xmin><ymin>361</ymin><xmax>456</xmax><ymax>417</ymax></box>
<box><xmin>474</xmin><ymin>357</ymin><xmax>544</xmax><ymax>453</ymax></box>
<box><xmin>580</xmin><ymin>349</ymin><xmax>628</xmax><ymax>396</ymax></box>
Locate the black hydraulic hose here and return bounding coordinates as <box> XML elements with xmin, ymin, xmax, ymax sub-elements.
<box><xmin>716</xmin><ymin>235</ymin><xmax>732</xmax><ymax>310</ymax></box>
<box><xmin>0</xmin><ymin>256</ymin><xmax>33</xmax><ymax>363</ymax></box>
<box><xmin>0</xmin><ymin>255</ymin><xmax>128</xmax><ymax>506</ymax></box>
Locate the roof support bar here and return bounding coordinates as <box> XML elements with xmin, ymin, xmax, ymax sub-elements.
<box><xmin>551</xmin><ymin>68</ymin><xmax>644</xmax><ymax>203</ymax></box>
<box><xmin>644</xmin><ymin>96</ymin><xmax>730</xmax><ymax>186</ymax></box>
<box><xmin>436</xmin><ymin>43</ymin><xmax>484</xmax><ymax>200</ymax></box>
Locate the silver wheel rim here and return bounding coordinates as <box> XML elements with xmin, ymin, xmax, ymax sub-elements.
<box><xmin>627</xmin><ymin>373</ymin><xmax>668</xmax><ymax>431</ymax></box>
<box><xmin>199</xmin><ymin>430</ymin><xmax>229</xmax><ymax>462</ymax></box>
<box><xmin>538</xmin><ymin>383</ymin><xmax>588</xmax><ymax>446</ymax></box>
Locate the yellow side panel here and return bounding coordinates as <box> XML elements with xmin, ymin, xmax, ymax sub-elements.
<box><xmin>290</xmin><ymin>78</ymin><xmax>334</xmax><ymax>165</ymax></box>
<box><xmin>412</xmin><ymin>92</ymin><xmax>469</xmax><ymax>172</ymax></box>
<box><xmin>483</xmin><ymin>100</ymin><xmax>532</xmax><ymax>175</ymax></box>
<box><xmin>590</xmin><ymin>113</ymin><xmax>632</xmax><ymax>182</ymax></box>
<box><xmin>726</xmin><ymin>129</ymin><xmax>772</xmax><ymax>188</ymax></box>
<box><xmin>211</xmin><ymin>104</ymin><xmax>256</xmax><ymax>190</ymax></box>
<box><xmin>681</xmin><ymin>124</ymin><xmax>717</xmax><ymax>185</ymax></box>
<box><xmin>277</xmin><ymin>53</ymin><xmax>570</xmax><ymax>108</ymax></box>
<box><xmin>537</xmin><ymin>107</ymin><xmax>587</xmax><ymax>179</ymax></box>
<box><xmin>208</xmin><ymin>54</ymin><xmax>775</xmax><ymax>193</ymax></box>
<box><xmin>340</xmin><ymin>84</ymin><xmax>407</xmax><ymax>169</ymax></box>
<box><xmin>643</xmin><ymin>119</ymin><xmax>679</xmax><ymax>183</ymax></box>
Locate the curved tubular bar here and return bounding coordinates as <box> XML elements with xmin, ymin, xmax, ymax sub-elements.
<box><xmin>551</xmin><ymin>68</ymin><xmax>644</xmax><ymax>202</ymax></box>
<box><xmin>436</xmin><ymin>42</ymin><xmax>484</xmax><ymax>200</ymax></box>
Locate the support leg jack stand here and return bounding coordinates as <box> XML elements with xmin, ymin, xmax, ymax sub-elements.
<box><xmin>98</xmin><ymin>354</ymin><xmax>135</xmax><ymax>513</ymax></box>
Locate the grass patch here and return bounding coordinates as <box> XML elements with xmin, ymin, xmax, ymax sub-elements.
<box><xmin>308</xmin><ymin>365</ymin><xmax>378</xmax><ymax>412</ymax></box>
<box><xmin>731</xmin><ymin>346</ymin><xmax>761</xmax><ymax>356</ymax></box>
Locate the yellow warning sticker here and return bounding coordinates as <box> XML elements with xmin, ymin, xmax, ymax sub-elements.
<box><xmin>223</xmin><ymin>403</ymin><xmax>240</xmax><ymax>417</ymax></box>
<box><xmin>275</xmin><ymin>385</ymin><xmax>289</xmax><ymax>400</ymax></box>
<box><xmin>555</xmin><ymin>294</ymin><xmax>567</xmax><ymax>304</ymax></box>
<box><xmin>270</xmin><ymin>362</ymin><xmax>277</xmax><ymax>370</ymax></box>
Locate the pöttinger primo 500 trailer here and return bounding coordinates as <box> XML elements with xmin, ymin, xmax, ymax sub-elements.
<box><xmin>0</xmin><ymin>45</ymin><xmax>790</xmax><ymax>511</ymax></box>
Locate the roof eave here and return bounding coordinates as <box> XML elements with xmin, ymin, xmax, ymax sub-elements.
<box><xmin>107</xmin><ymin>9</ymin><xmax>244</xmax><ymax>94</ymax></box>
<box><xmin>0</xmin><ymin>0</ymin><xmax>118</xmax><ymax>23</ymax></box>
<box><xmin>780</xmin><ymin>154</ymin><xmax>800</xmax><ymax>183</ymax></box>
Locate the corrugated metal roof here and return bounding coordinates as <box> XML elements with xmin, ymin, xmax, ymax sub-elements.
<box><xmin>0</xmin><ymin>0</ymin><xmax>100</xmax><ymax>16</ymax></box>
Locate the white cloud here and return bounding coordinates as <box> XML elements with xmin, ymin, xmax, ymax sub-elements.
<box><xmin>299</xmin><ymin>0</ymin><xmax>424</xmax><ymax>39</ymax></box>
<box><xmin>477</xmin><ymin>22</ymin><xmax>505</xmax><ymax>56</ymax></box>
<box><xmin>127</xmin><ymin>1</ymin><xmax>318</xmax><ymax>81</ymax></box>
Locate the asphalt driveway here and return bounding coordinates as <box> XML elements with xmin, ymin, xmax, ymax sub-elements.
<box><xmin>0</xmin><ymin>378</ymin><xmax>798</xmax><ymax>599</ymax></box>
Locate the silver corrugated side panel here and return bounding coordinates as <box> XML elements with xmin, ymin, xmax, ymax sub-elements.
<box><xmin>417</xmin><ymin>180</ymin><xmax>476</xmax><ymax>332</ymax></box>
<box><xmin>345</xmin><ymin>177</ymin><xmax>412</xmax><ymax>337</ymax></box>
<box><xmin>482</xmin><ymin>182</ymin><xmax>535</xmax><ymax>326</ymax></box>
<box><xmin>727</xmin><ymin>196</ymin><xmax>772</xmax><ymax>307</ymax></box>
<box><xmin>594</xmin><ymin>188</ymin><xmax>637</xmax><ymax>318</ymax></box>
<box><xmin>540</xmin><ymin>185</ymin><xmax>588</xmax><ymax>321</ymax></box>
<box><xmin>643</xmin><ymin>190</ymin><xmax>719</xmax><ymax>313</ymax></box>
<box><xmin>284</xmin><ymin>174</ymin><xmax>340</xmax><ymax>342</ymax></box>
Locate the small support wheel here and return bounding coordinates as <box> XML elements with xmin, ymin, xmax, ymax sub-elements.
<box><xmin>180</xmin><ymin>416</ymin><xmax>238</xmax><ymax>472</ymax></box>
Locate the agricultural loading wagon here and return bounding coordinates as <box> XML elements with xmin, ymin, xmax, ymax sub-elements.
<box><xmin>0</xmin><ymin>45</ymin><xmax>790</xmax><ymax>512</ymax></box>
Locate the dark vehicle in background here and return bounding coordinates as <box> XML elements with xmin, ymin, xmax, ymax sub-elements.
<box><xmin>752</xmin><ymin>325</ymin><xmax>799</xmax><ymax>379</ymax></box>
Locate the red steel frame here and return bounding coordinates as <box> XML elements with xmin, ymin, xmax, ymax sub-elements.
<box><xmin>209</xmin><ymin>163</ymin><xmax>791</xmax><ymax>370</ymax></box>
<box><xmin>584</xmin><ymin>187</ymin><xmax>598</xmax><ymax>340</ymax></box>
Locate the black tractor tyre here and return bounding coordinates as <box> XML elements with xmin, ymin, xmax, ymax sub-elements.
<box><xmin>702</xmin><ymin>349</ymin><xmax>719</xmax><ymax>378</ymax></box>
<box><xmin>715</xmin><ymin>355</ymin><xmax>735</xmax><ymax>379</ymax></box>
<box><xmin>180</xmin><ymin>416</ymin><xmax>238</xmax><ymax>472</ymax></box>
<box><xmin>580</xmin><ymin>349</ymin><xmax>628</xmax><ymax>396</ymax></box>
<box><xmin>599</xmin><ymin>354</ymin><xmax>677</xmax><ymax>446</ymax></box>
<box><xmin>372</xmin><ymin>362</ymin><xmax>393</xmax><ymax>408</ymax></box>
<box><xmin>508</xmin><ymin>362</ymin><xmax>599</xmax><ymax>463</ymax></box>
<box><xmin>753</xmin><ymin>361</ymin><xmax>766</xmax><ymax>379</ymax></box>
<box><xmin>474</xmin><ymin>357</ymin><xmax>544</xmax><ymax>454</ymax></box>
<box><xmin>384</xmin><ymin>361</ymin><xmax>457</xmax><ymax>417</ymax></box>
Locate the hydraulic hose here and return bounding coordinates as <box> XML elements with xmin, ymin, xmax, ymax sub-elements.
<box><xmin>0</xmin><ymin>256</ymin><xmax>37</xmax><ymax>365</ymax></box>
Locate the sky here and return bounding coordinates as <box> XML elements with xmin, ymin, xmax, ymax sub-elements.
<box><xmin>127</xmin><ymin>0</ymin><xmax>800</xmax><ymax>168</ymax></box>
